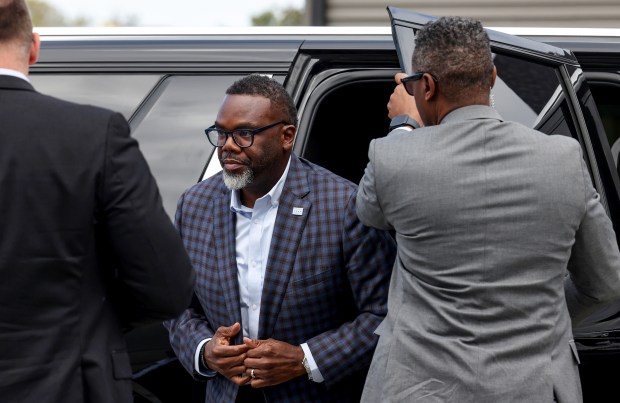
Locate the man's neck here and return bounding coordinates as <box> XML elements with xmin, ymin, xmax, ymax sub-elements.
<box><xmin>0</xmin><ymin>51</ymin><xmax>29</xmax><ymax>76</ymax></box>
<box><xmin>239</xmin><ymin>156</ymin><xmax>291</xmax><ymax>208</ymax></box>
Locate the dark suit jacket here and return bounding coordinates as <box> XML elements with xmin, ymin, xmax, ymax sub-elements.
<box><xmin>0</xmin><ymin>75</ymin><xmax>195</xmax><ymax>403</ymax></box>
<box><xmin>166</xmin><ymin>154</ymin><xmax>396</xmax><ymax>403</ymax></box>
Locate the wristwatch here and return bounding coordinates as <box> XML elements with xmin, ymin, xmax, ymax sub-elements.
<box><xmin>302</xmin><ymin>355</ymin><xmax>313</xmax><ymax>381</ymax></box>
<box><xmin>389</xmin><ymin>114</ymin><xmax>420</xmax><ymax>131</ymax></box>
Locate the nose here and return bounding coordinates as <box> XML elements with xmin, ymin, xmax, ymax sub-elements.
<box><xmin>221</xmin><ymin>133</ymin><xmax>240</xmax><ymax>152</ymax></box>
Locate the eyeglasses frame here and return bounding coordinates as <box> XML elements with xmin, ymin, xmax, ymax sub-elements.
<box><xmin>400</xmin><ymin>72</ymin><xmax>439</xmax><ymax>96</ymax></box>
<box><xmin>204</xmin><ymin>120</ymin><xmax>287</xmax><ymax>148</ymax></box>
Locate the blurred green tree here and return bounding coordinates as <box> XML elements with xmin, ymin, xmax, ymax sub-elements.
<box><xmin>27</xmin><ymin>0</ymin><xmax>91</xmax><ymax>26</ymax></box>
<box><xmin>252</xmin><ymin>7</ymin><xmax>304</xmax><ymax>26</ymax></box>
<box><xmin>27</xmin><ymin>0</ymin><xmax>71</xmax><ymax>26</ymax></box>
<box><xmin>102</xmin><ymin>15</ymin><xmax>139</xmax><ymax>27</ymax></box>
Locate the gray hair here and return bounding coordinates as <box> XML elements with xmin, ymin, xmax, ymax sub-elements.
<box><xmin>412</xmin><ymin>16</ymin><xmax>494</xmax><ymax>102</ymax></box>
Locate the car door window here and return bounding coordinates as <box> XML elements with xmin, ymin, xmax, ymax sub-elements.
<box><xmin>29</xmin><ymin>74</ymin><xmax>161</xmax><ymax>119</ymax></box>
<box><xmin>130</xmin><ymin>75</ymin><xmax>252</xmax><ymax>218</ymax></box>
<box><xmin>130</xmin><ymin>74</ymin><xmax>290</xmax><ymax>217</ymax></box>
<box><xmin>590</xmin><ymin>82</ymin><xmax>620</xmax><ymax>170</ymax></box>
<box><xmin>492</xmin><ymin>53</ymin><xmax>577</xmax><ymax>139</ymax></box>
<box><xmin>29</xmin><ymin>73</ymin><xmax>284</xmax><ymax>219</ymax></box>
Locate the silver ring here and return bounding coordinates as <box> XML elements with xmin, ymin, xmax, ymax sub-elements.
<box><xmin>251</xmin><ymin>368</ymin><xmax>256</xmax><ymax>379</ymax></box>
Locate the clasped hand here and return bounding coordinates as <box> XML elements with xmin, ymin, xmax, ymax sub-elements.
<box><xmin>203</xmin><ymin>322</ymin><xmax>306</xmax><ymax>388</ymax></box>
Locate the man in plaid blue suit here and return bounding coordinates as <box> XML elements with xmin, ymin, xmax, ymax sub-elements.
<box><xmin>165</xmin><ymin>74</ymin><xmax>396</xmax><ymax>402</ymax></box>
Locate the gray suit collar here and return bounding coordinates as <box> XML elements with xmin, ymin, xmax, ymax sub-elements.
<box><xmin>440</xmin><ymin>105</ymin><xmax>503</xmax><ymax>125</ymax></box>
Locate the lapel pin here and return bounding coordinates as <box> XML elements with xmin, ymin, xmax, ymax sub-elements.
<box><xmin>292</xmin><ymin>207</ymin><xmax>304</xmax><ymax>216</ymax></box>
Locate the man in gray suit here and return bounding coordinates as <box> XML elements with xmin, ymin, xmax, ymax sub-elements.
<box><xmin>357</xmin><ymin>16</ymin><xmax>620</xmax><ymax>403</ymax></box>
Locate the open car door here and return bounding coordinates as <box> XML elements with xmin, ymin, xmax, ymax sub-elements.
<box><xmin>388</xmin><ymin>7</ymin><xmax>620</xmax><ymax>403</ymax></box>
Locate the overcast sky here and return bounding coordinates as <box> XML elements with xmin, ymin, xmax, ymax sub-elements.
<box><xmin>45</xmin><ymin>0</ymin><xmax>305</xmax><ymax>27</ymax></box>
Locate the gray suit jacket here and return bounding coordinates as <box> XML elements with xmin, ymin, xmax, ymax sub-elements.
<box><xmin>356</xmin><ymin>105</ymin><xmax>620</xmax><ymax>403</ymax></box>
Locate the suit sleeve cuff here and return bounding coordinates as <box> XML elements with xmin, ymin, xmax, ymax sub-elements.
<box><xmin>301</xmin><ymin>343</ymin><xmax>324</xmax><ymax>383</ymax></box>
<box><xmin>195</xmin><ymin>339</ymin><xmax>217</xmax><ymax>377</ymax></box>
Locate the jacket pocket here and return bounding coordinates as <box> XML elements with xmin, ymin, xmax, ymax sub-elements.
<box><xmin>111</xmin><ymin>350</ymin><xmax>132</xmax><ymax>380</ymax></box>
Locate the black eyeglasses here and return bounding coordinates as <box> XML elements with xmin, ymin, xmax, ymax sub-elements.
<box><xmin>400</xmin><ymin>72</ymin><xmax>439</xmax><ymax>96</ymax></box>
<box><xmin>205</xmin><ymin>121</ymin><xmax>286</xmax><ymax>148</ymax></box>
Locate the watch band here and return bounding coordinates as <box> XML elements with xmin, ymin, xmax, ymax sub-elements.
<box><xmin>199</xmin><ymin>342</ymin><xmax>209</xmax><ymax>370</ymax></box>
<box><xmin>389</xmin><ymin>114</ymin><xmax>420</xmax><ymax>131</ymax></box>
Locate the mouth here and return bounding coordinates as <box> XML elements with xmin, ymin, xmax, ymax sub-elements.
<box><xmin>221</xmin><ymin>158</ymin><xmax>248</xmax><ymax>172</ymax></box>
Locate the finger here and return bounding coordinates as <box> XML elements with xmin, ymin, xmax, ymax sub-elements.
<box><xmin>250</xmin><ymin>378</ymin><xmax>268</xmax><ymax>388</ymax></box>
<box><xmin>243</xmin><ymin>357</ymin><xmax>263</xmax><ymax>369</ymax></box>
<box><xmin>212</xmin><ymin>343</ymin><xmax>250</xmax><ymax>357</ymax></box>
<box><xmin>247</xmin><ymin>367</ymin><xmax>263</xmax><ymax>384</ymax></box>
<box><xmin>245</xmin><ymin>347</ymin><xmax>265</xmax><ymax>358</ymax></box>
<box><xmin>219</xmin><ymin>356</ymin><xmax>247</xmax><ymax>369</ymax></box>
<box><xmin>230</xmin><ymin>374</ymin><xmax>251</xmax><ymax>386</ymax></box>
<box><xmin>394</xmin><ymin>72</ymin><xmax>408</xmax><ymax>84</ymax></box>
<box><xmin>215</xmin><ymin>322</ymin><xmax>241</xmax><ymax>339</ymax></box>
<box><xmin>243</xmin><ymin>337</ymin><xmax>260</xmax><ymax>348</ymax></box>
<box><xmin>223</xmin><ymin>363</ymin><xmax>247</xmax><ymax>378</ymax></box>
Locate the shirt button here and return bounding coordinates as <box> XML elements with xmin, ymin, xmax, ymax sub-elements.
<box><xmin>252</xmin><ymin>304</ymin><xmax>258</xmax><ymax>311</ymax></box>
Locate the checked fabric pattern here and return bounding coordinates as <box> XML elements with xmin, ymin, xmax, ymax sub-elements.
<box><xmin>165</xmin><ymin>154</ymin><xmax>396</xmax><ymax>403</ymax></box>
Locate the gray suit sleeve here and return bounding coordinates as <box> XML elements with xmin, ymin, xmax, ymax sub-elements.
<box><xmin>357</xmin><ymin>139</ymin><xmax>393</xmax><ymax>230</ymax></box>
<box><xmin>565</xmin><ymin>148</ymin><xmax>620</xmax><ymax>325</ymax></box>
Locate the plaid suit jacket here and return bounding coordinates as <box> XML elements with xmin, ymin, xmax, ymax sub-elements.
<box><xmin>166</xmin><ymin>154</ymin><xmax>396</xmax><ymax>402</ymax></box>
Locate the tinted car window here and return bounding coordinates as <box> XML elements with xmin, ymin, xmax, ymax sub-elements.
<box><xmin>590</xmin><ymin>83</ymin><xmax>620</xmax><ymax>169</ymax></box>
<box><xmin>301</xmin><ymin>54</ymin><xmax>576</xmax><ymax>186</ymax></box>
<box><xmin>493</xmin><ymin>53</ymin><xmax>576</xmax><ymax>138</ymax></box>
<box><xmin>30</xmin><ymin>73</ymin><xmax>284</xmax><ymax>219</ymax></box>
<box><xmin>29</xmin><ymin>75</ymin><xmax>160</xmax><ymax>119</ymax></box>
<box><xmin>131</xmin><ymin>75</ymin><xmax>248</xmax><ymax>218</ymax></box>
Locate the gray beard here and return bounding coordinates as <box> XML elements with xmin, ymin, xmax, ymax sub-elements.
<box><xmin>222</xmin><ymin>167</ymin><xmax>254</xmax><ymax>190</ymax></box>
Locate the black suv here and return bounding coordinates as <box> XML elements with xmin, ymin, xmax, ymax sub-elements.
<box><xmin>32</xmin><ymin>8</ymin><xmax>620</xmax><ymax>402</ymax></box>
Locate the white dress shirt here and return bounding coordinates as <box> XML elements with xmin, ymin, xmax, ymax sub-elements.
<box><xmin>195</xmin><ymin>157</ymin><xmax>324</xmax><ymax>382</ymax></box>
<box><xmin>0</xmin><ymin>68</ymin><xmax>29</xmax><ymax>82</ymax></box>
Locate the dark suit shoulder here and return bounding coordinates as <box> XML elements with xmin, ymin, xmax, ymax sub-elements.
<box><xmin>8</xmin><ymin>88</ymin><xmax>126</xmax><ymax>145</ymax></box>
<box><xmin>35</xmin><ymin>90</ymin><xmax>119</xmax><ymax>121</ymax></box>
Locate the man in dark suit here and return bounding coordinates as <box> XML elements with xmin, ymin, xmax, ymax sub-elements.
<box><xmin>165</xmin><ymin>74</ymin><xmax>396</xmax><ymax>402</ymax></box>
<box><xmin>0</xmin><ymin>1</ymin><xmax>195</xmax><ymax>402</ymax></box>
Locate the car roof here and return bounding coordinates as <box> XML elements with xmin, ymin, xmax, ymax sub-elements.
<box><xmin>33</xmin><ymin>26</ymin><xmax>620</xmax><ymax>70</ymax></box>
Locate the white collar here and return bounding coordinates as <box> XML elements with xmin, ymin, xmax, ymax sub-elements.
<box><xmin>230</xmin><ymin>156</ymin><xmax>292</xmax><ymax>211</ymax></box>
<box><xmin>0</xmin><ymin>68</ymin><xmax>30</xmax><ymax>83</ymax></box>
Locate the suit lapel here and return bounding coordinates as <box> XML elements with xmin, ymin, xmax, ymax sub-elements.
<box><xmin>258</xmin><ymin>156</ymin><xmax>312</xmax><ymax>339</ymax></box>
<box><xmin>212</xmin><ymin>189</ymin><xmax>243</xmax><ymax>342</ymax></box>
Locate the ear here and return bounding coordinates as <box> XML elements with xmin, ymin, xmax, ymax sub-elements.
<box><xmin>29</xmin><ymin>32</ymin><xmax>40</xmax><ymax>66</ymax></box>
<box><xmin>490</xmin><ymin>65</ymin><xmax>497</xmax><ymax>88</ymax></box>
<box><xmin>423</xmin><ymin>72</ymin><xmax>437</xmax><ymax>102</ymax></box>
<box><xmin>281</xmin><ymin>124</ymin><xmax>296</xmax><ymax>152</ymax></box>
